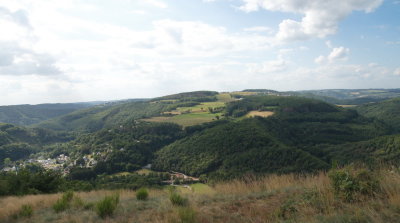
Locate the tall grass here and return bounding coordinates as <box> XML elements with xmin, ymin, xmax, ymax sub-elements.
<box><xmin>1</xmin><ymin>168</ymin><xmax>400</xmax><ymax>222</ymax></box>
<box><xmin>95</xmin><ymin>193</ymin><xmax>120</xmax><ymax>219</ymax></box>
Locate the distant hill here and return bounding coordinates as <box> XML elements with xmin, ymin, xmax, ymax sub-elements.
<box><xmin>151</xmin><ymin>91</ymin><xmax>218</xmax><ymax>101</ymax></box>
<box><xmin>289</xmin><ymin>89</ymin><xmax>400</xmax><ymax>105</ymax></box>
<box><xmin>0</xmin><ymin>102</ymin><xmax>102</xmax><ymax>126</ymax></box>
<box><xmin>34</xmin><ymin>100</ymin><xmax>170</xmax><ymax>132</ymax></box>
<box><xmin>356</xmin><ymin>97</ymin><xmax>400</xmax><ymax>132</ymax></box>
<box><xmin>241</xmin><ymin>88</ymin><xmax>400</xmax><ymax>105</ymax></box>
<box><xmin>35</xmin><ymin>91</ymin><xmax>221</xmax><ymax>132</ymax></box>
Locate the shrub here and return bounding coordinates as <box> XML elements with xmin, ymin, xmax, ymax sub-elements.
<box><xmin>136</xmin><ymin>188</ymin><xmax>149</xmax><ymax>200</ymax></box>
<box><xmin>170</xmin><ymin>193</ymin><xmax>188</xmax><ymax>206</ymax></box>
<box><xmin>178</xmin><ymin>207</ymin><xmax>196</xmax><ymax>223</ymax></box>
<box><xmin>18</xmin><ymin>204</ymin><xmax>33</xmax><ymax>218</ymax></box>
<box><xmin>53</xmin><ymin>191</ymin><xmax>74</xmax><ymax>213</ymax></box>
<box><xmin>96</xmin><ymin>193</ymin><xmax>120</xmax><ymax>219</ymax></box>
<box><xmin>328</xmin><ymin>167</ymin><xmax>379</xmax><ymax>202</ymax></box>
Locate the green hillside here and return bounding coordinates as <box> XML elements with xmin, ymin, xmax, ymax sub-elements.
<box><xmin>313</xmin><ymin>134</ymin><xmax>400</xmax><ymax>166</ymax></box>
<box><xmin>356</xmin><ymin>97</ymin><xmax>400</xmax><ymax>132</ymax></box>
<box><xmin>153</xmin><ymin>118</ymin><xmax>330</xmax><ymax>179</ymax></box>
<box><xmin>0</xmin><ymin>123</ymin><xmax>73</xmax><ymax>165</ymax></box>
<box><xmin>59</xmin><ymin>121</ymin><xmax>185</xmax><ymax>174</ymax></box>
<box><xmin>35</xmin><ymin>101</ymin><xmax>167</xmax><ymax>132</ymax></box>
<box><xmin>241</xmin><ymin>88</ymin><xmax>400</xmax><ymax>105</ymax></box>
<box><xmin>153</xmin><ymin>96</ymin><xmax>390</xmax><ymax>179</ymax></box>
<box><xmin>0</xmin><ymin>103</ymin><xmax>101</xmax><ymax>126</ymax></box>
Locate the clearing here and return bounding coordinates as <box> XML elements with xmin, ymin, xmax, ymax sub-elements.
<box><xmin>246</xmin><ymin>111</ymin><xmax>275</xmax><ymax>118</ymax></box>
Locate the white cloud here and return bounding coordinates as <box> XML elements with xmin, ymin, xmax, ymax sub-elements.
<box><xmin>239</xmin><ymin>0</ymin><xmax>383</xmax><ymax>41</ymax></box>
<box><xmin>243</xmin><ymin>26</ymin><xmax>274</xmax><ymax>34</ymax></box>
<box><xmin>0</xmin><ymin>5</ymin><xmax>61</xmax><ymax>76</ymax></box>
<box><xmin>394</xmin><ymin>68</ymin><xmax>400</xmax><ymax>76</ymax></box>
<box><xmin>0</xmin><ymin>6</ymin><xmax>31</xmax><ymax>28</ymax></box>
<box><xmin>145</xmin><ymin>0</ymin><xmax>168</xmax><ymax>9</ymax></box>
<box><xmin>328</xmin><ymin>47</ymin><xmax>350</xmax><ymax>61</ymax></box>
<box><xmin>315</xmin><ymin>46</ymin><xmax>350</xmax><ymax>64</ymax></box>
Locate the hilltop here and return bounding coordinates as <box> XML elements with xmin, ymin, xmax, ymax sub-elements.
<box><xmin>0</xmin><ymin>102</ymin><xmax>101</xmax><ymax>126</ymax></box>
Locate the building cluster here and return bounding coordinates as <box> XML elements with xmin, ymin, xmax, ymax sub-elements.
<box><xmin>1</xmin><ymin>153</ymin><xmax>99</xmax><ymax>175</ymax></box>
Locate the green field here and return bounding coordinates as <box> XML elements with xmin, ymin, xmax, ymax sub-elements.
<box><xmin>176</xmin><ymin>183</ymin><xmax>214</xmax><ymax>194</ymax></box>
<box><xmin>176</xmin><ymin>101</ymin><xmax>226</xmax><ymax>113</ymax></box>
<box><xmin>142</xmin><ymin>94</ymin><xmax>228</xmax><ymax>127</ymax></box>
<box><xmin>143</xmin><ymin>112</ymin><xmax>223</xmax><ymax>127</ymax></box>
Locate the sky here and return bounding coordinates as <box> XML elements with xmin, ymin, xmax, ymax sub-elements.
<box><xmin>0</xmin><ymin>0</ymin><xmax>399</xmax><ymax>105</ymax></box>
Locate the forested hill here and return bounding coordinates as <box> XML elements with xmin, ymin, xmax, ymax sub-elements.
<box><xmin>34</xmin><ymin>101</ymin><xmax>166</xmax><ymax>132</ymax></box>
<box><xmin>356</xmin><ymin>98</ymin><xmax>400</xmax><ymax>132</ymax></box>
<box><xmin>153</xmin><ymin>96</ymin><xmax>390</xmax><ymax>179</ymax></box>
<box><xmin>34</xmin><ymin>91</ymin><xmax>220</xmax><ymax>132</ymax></box>
<box><xmin>0</xmin><ymin>102</ymin><xmax>100</xmax><ymax>126</ymax></box>
<box><xmin>0</xmin><ymin>123</ymin><xmax>73</xmax><ymax>166</ymax></box>
<box><xmin>2</xmin><ymin>90</ymin><xmax>400</xmax><ymax>182</ymax></box>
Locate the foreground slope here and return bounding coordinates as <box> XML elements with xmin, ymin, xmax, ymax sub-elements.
<box><xmin>2</xmin><ymin>166</ymin><xmax>400</xmax><ymax>223</ymax></box>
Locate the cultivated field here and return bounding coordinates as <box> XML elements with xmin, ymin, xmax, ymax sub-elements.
<box><xmin>143</xmin><ymin>95</ymin><xmax>228</xmax><ymax>127</ymax></box>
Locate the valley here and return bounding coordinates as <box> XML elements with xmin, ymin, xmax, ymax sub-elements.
<box><xmin>1</xmin><ymin>89</ymin><xmax>400</xmax><ymax>222</ymax></box>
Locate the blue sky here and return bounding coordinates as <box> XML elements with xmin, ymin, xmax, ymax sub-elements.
<box><xmin>0</xmin><ymin>0</ymin><xmax>399</xmax><ymax>105</ymax></box>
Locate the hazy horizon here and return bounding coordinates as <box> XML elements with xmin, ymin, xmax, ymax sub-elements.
<box><xmin>1</xmin><ymin>0</ymin><xmax>399</xmax><ymax>105</ymax></box>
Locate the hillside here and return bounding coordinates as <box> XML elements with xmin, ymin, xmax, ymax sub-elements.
<box><xmin>290</xmin><ymin>88</ymin><xmax>400</xmax><ymax>105</ymax></box>
<box><xmin>240</xmin><ymin>88</ymin><xmax>400</xmax><ymax>105</ymax></box>
<box><xmin>153</xmin><ymin>118</ymin><xmax>330</xmax><ymax>179</ymax></box>
<box><xmin>34</xmin><ymin>91</ymin><xmax>228</xmax><ymax>132</ymax></box>
<box><xmin>0</xmin><ymin>123</ymin><xmax>73</xmax><ymax>166</ymax></box>
<box><xmin>313</xmin><ymin>134</ymin><xmax>400</xmax><ymax>166</ymax></box>
<box><xmin>34</xmin><ymin>101</ymin><xmax>166</xmax><ymax>132</ymax></box>
<box><xmin>0</xmin><ymin>103</ymin><xmax>101</xmax><ymax>126</ymax></box>
<box><xmin>153</xmin><ymin>96</ymin><xmax>390</xmax><ymax>179</ymax></box>
<box><xmin>356</xmin><ymin>97</ymin><xmax>400</xmax><ymax>132</ymax></box>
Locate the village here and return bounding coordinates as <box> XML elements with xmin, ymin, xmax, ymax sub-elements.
<box><xmin>1</xmin><ymin>153</ymin><xmax>98</xmax><ymax>176</ymax></box>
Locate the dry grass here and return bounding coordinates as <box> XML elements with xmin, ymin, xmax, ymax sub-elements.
<box><xmin>246</xmin><ymin>111</ymin><xmax>275</xmax><ymax>118</ymax></box>
<box><xmin>3</xmin><ymin>169</ymin><xmax>400</xmax><ymax>223</ymax></box>
<box><xmin>337</xmin><ymin>104</ymin><xmax>357</xmax><ymax>108</ymax></box>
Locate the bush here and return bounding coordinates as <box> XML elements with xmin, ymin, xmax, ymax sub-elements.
<box><xmin>18</xmin><ymin>204</ymin><xmax>33</xmax><ymax>218</ymax></box>
<box><xmin>136</xmin><ymin>188</ymin><xmax>149</xmax><ymax>200</ymax></box>
<box><xmin>96</xmin><ymin>193</ymin><xmax>120</xmax><ymax>219</ymax></box>
<box><xmin>328</xmin><ymin>167</ymin><xmax>379</xmax><ymax>202</ymax></box>
<box><xmin>53</xmin><ymin>191</ymin><xmax>74</xmax><ymax>213</ymax></box>
<box><xmin>178</xmin><ymin>207</ymin><xmax>196</xmax><ymax>223</ymax></box>
<box><xmin>170</xmin><ymin>193</ymin><xmax>188</xmax><ymax>206</ymax></box>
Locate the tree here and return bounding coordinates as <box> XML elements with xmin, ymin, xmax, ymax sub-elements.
<box><xmin>3</xmin><ymin>158</ymin><xmax>11</xmax><ymax>167</ymax></box>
